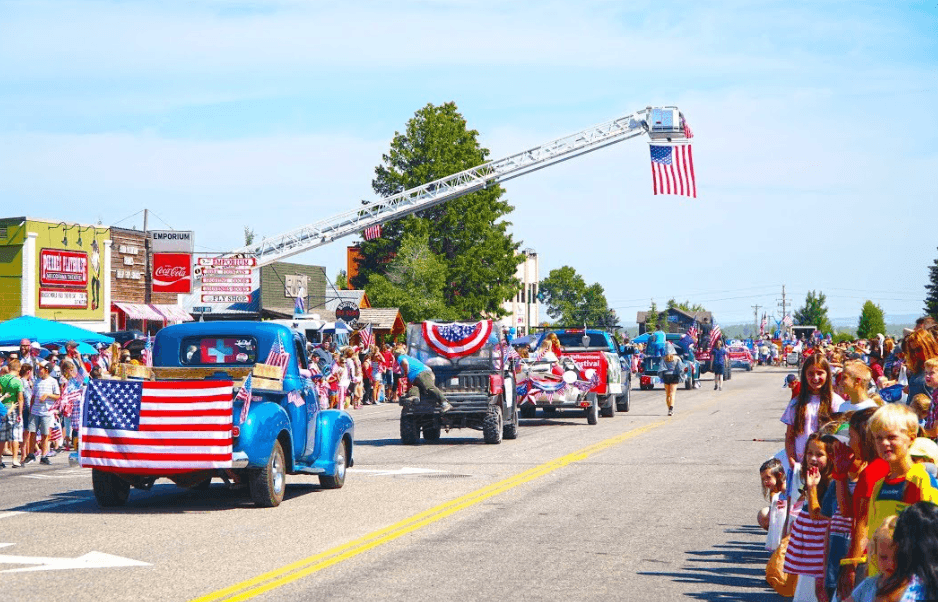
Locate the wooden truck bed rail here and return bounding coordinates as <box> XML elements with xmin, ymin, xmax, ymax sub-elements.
<box><xmin>116</xmin><ymin>363</ymin><xmax>284</xmax><ymax>392</ymax></box>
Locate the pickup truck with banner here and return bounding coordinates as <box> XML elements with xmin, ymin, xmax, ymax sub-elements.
<box><xmin>529</xmin><ymin>329</ymin><xmax>632</xmax><ymax>418</ymax></box>
<box><xmin>72</xmin><ymin>321</ymin><xmax>354</xmax><ymax>508</ymax></box>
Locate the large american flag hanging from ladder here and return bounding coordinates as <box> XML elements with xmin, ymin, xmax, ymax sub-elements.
<box><xmin>650</xmin><ymin>144</ymin><xmax>696</xmax><ymax>198</ymax></box>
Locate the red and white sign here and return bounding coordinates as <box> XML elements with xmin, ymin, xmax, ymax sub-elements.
<box><xmin>40</xmin><ymin>249</ymin><xmax>88</xmax><ymax>287</ymax></box>
<box><xmin>39</xmin><ymin>288</ymin><xmax>88</xmax><ymax>308</ymax></box>
<box><xmin>152</xmin><ymin>253</ymin><xmax>193</xmax><ymax>294</ymax></box>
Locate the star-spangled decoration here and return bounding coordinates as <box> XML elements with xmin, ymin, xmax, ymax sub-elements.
<box><xmin>83</xmin><ymin>380</ymin><xmax>143</xmax><ymax>431</ymax></box>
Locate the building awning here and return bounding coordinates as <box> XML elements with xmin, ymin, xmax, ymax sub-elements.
<box><xmin>113</xmin><ymin>302</ymin><xmax>165</xmax><ymax>321</ymax></box>
<box><xmin>150</xmin><ymin>304</ymin><xmax>193</xmax><ymax>324</ymax></box>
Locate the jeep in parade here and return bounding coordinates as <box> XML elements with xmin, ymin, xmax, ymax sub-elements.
<box><xmin>398</xmin><ymin>321</ymin><xmax>519</xmax><ymax>445</ymax></box>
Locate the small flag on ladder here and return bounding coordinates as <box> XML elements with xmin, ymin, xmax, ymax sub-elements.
<box><xmin>363</xmin><ymin>224</ymin><xmax>382</xmax><ymax>241</ymax></box>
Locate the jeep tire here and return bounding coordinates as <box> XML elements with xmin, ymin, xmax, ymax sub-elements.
<box><xmin>400</xmin><ymin>413</ymin><xmax>419</xmax><ymax>445</ymax></box>
<box><xmin>502</xmin><ymin>403</ymin><xmax>519</xmax><ymax>440</ymax></box>
<box><xmin>423</xmin><ymin>425</ymin><xmax>441</xmax><ymax>443</ymax></box>
<box><xmin>483</xmin><ymin>405</ymin><xmax>503</xmax><ymax>444</ymax></box>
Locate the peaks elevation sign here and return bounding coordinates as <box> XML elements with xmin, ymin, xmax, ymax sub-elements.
<box><xmin>335</xmin><ymin>301</ymin><xmax>360</xmax><ymax>326</ymax></box>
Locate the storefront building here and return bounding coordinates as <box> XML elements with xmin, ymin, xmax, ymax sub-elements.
<box><xmin>109</xmin><ymin>227</ymin><xmax>192</xmax><ymax>333</ymax></box>
<box><xmin>0</xmin><ymin>217</ymin><xmax>112</xmax><ymax>332</ymax></box>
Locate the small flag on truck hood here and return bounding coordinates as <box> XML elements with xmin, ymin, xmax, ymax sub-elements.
<box><xmin>80</xmin><ymin>379</ymin><xmax>234</xmax><ymax>473</ymax></box>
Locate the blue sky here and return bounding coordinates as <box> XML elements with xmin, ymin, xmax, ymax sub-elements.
<box><xmin>1</xmin><ymin>1</ymin><xmax>936</xmax><ymax>326</ymax></box>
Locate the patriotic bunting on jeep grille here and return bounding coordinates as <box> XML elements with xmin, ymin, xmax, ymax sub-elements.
<box><xmin>80</xmin><ymin>379</ymin><xmax>234</xmax><ymax>473</ymax></box>
<box><xmin>422</xmin><ymin>320</ymin><xmax>493</xmax><ymax>359</ymax></box>
<box><xmin>650</xmin><ymin>144</ymin><xmax>696</xmax><ymax>198</ymax></box>
<box><xmin>363</xmin><ymin>224</ymin><xmax>382</xmax><ymax>241</ymax></box>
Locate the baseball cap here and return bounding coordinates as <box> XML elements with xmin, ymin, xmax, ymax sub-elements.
<box><xmin>910</xmin><ymin>438</ymin><xmax>938</xmax><ymax>463</ymax></box>
<box><xmin>821</xmin><ymin>422</ymin><xmax>851</xmax><ymax>446</ymax></box>
<box><xmin>782</xmin><ymin>374</ymin><xmax>797</xmax><ymax>387</ymax></box>
<box><xmin>30</xmin><ymin>341</ymin><xmax>41</xmax><ymax>350</ymax></box>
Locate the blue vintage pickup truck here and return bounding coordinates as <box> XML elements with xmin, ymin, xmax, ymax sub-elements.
<box><xmin>73</xmin><ymin>321</ymin><xmax>354</xmax><ymax>508</ymax></box>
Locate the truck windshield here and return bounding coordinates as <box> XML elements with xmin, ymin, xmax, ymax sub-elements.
<box><xmin>554</xmin><ymin>332</ymin><xmax>608</xmax><ymax>349</ymax></box>
<box><xmin>180</xmin><ymin>336</ymin><xmax>258</xmax><ymax>366</ymax></box>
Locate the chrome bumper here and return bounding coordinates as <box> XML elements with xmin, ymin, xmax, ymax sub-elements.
<box><xmin>231</xmin><ymin>451</ymin><xmax>249</xmax><ymax>469</ymax></box>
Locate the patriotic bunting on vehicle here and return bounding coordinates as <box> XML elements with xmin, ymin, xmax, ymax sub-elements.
<box><xmin>422</xmin><ymin>320</ymin><xmax>493</xmax><ymax>359</ymax></box>
<box><xmin>287</xmin><ymin>389</ymin><xmax>305</xmax><ymax>408</ymax></box>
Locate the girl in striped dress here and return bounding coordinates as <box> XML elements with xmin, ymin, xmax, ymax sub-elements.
<box><xmin>785</xmin><ymin>433</ymin><xmax>833</xmax><ymax>602</ymax></box>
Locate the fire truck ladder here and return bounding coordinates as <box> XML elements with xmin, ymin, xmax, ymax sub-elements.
<box><xmin>232</xmin><ymin>106</ymin><xmax>689</xmax><ymax>267</ymax></box>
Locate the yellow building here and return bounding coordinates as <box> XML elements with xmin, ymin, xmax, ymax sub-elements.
<box><xmin>0</xmin><ymin>217</ymin><xmax>112</xmax><ymax>332</ymax></box>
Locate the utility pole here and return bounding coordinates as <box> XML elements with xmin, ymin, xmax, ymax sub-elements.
<box><xmin>777</xmin><ymin>285</ymin><xmax>788</xmax><ymax>337</ymax></box>
<box><xmin>752</xmin><ymin>304</ymin><xmax>761</xmax><ymax>337</ymax></box>
<box><xmin>143</xmin><ymin>208</ymin><xmax>151</xmax><ymax>304</ymax></box>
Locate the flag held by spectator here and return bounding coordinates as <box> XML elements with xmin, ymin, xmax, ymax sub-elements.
<box><xmin>80</xmin><ymin>379</ymin><xmax>234</xmax><ymax>473</ymax></box>
<box><xmin>363</xmin><ymin>224</ymin><xmax>382</xmax><ymax>241</ymax></box>
<box><xmin>650</xmin><ymin>144</ymin><xmax>696</xmax><ymax>198</ymax></box>
<box><xmin>359</xmin><ymin>324</ymin><xmax>374</xmax><ymax>350</ymax></box>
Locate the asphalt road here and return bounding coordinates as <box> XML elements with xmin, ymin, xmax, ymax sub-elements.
<box><xmin>0</xmin><ymin>367</ymin><xmax>793</xmax><ymax>601</ymax></box>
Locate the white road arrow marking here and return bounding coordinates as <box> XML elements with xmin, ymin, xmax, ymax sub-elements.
<box><xmin>0</xmin><ymin>544</ymin><xmax>150</xmax><ymax>573</ymax></box>
<box><xmin>347</xmin><ymin>466</ymin><xmax>448</xmax><ymax>477</ymax></box>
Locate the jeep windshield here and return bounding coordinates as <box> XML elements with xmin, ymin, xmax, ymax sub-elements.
<box><xmin>406</xmin><ymin>324</ymin><xmax>499</xmax><ymax>369</ymax></box>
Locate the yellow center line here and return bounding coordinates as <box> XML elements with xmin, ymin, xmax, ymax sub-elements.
<box><xmin>192</xmin><ymin>417</ymin><xmax>671</xmax><ymax>602</ymax></box>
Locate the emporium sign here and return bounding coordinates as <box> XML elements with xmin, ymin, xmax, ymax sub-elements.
<box><xmin>149</xmin><ymin>230</ymin><xmax>194</xmax><ymax>253</ymax></box>
<box><xmin>197</xmin><ymin>257</ymin><xmax>256</xmax><ymax>304</ymax></box>
<box><xmin>40</xmin><ymin>249</ymin><xmax>88</xmax><ymax>287</ymax></box>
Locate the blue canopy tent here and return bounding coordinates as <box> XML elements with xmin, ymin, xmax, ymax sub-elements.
<box><xmin>0</xmin><ymin>316</ymin><xmax>114</xmax><ymax>347</ymax></box>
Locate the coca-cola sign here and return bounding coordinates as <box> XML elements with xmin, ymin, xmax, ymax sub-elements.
<box><xmin>152</xmin><ymin>253</ymin><xmax>192</xmax><ymax>293</ymax></box>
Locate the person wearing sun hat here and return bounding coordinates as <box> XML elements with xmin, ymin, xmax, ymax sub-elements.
<box><xmin>909</xmin><ymin>437</ymin><xmax>938</xmax><ymax>477</ymax></box>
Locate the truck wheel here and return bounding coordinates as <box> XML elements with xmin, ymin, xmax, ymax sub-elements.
<box><xmin>586</xmin><ymin>393</ymin><xmax>599</xmax><ymax>425</ymax></box>
<box><xmin>92</xmin><ymin>469</ymin><xmax>130</xmax><ymax>507</ymax></box>
<box><xmin>616</xmin><ymin>381</ymin><xmax>631</xmax><ymax>412</ymax></box>
<box><xmin>319</xmin><ymin>439</ymin><xmax>348</xmax><ymax>489</ymax></box>
<box><xmin>423</xmin><ymin>425</ymin><xmax>441</xmax><ymax>443</ymax></box>
<box><xmin>519</xmin><ymin>405</ymin><xmax>537</xmax><ymax>419</ymax></box>
<box><xmin>400</xmin><ymin>414</ymin><xmax>419</xmax><ymax>445</ymax></box>
<box><xmin>250</xmin><ymin>440</ymin><xmax>287</xmax><ymax>507</ymax></box>
<box><xmin>482</xmin><ymin>405</ymin><xmax>503</xmax><ymax>444</ymax></box>
<box><xmin>502</xmin><ymin>402</ymin><xmax>519</xmax><ymax>440</ymax></box>
<box><xmin>599</xmin><ymin>394</ymin><xmax>615</xmax><ymax>418</ymax></box>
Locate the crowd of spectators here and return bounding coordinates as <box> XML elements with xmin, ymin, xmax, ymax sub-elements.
<box><xmin>760</xmin><ymin>318</ymin><xmax>938</xmax><ymax>602</ymax></box>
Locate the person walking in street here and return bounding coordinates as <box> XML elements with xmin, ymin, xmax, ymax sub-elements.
<box><xmin>393</xmin><ymin>347</ymin><xmax>452</xmax><ymax>413</ymax></box>
<box><xmin>0</xmin><ymin>362</ymin><xmax>27</xmax><ymax>468</ymax></box>
<box><xmin>659</xmin><ymin>343</ymin><xmax>684</xmax><ymax>417</ymax></box>
<box><xmin>712</xmin><ymin>338</ymin><xmax>728</xmax><ymax>391</ymax></box>
<box><xmin>25</xmin><ymin>360</ymin><xmax>59</xmax><ymax>465</ymax></box>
